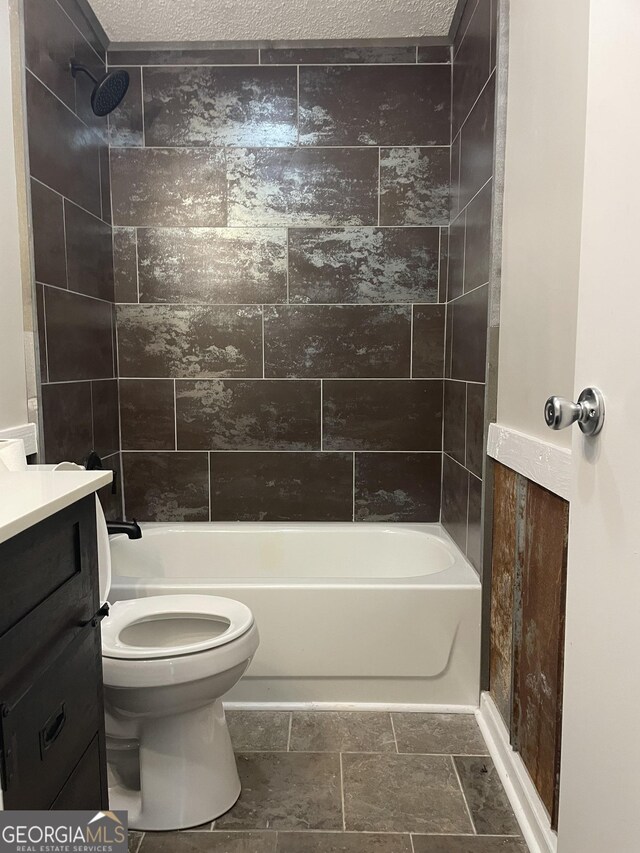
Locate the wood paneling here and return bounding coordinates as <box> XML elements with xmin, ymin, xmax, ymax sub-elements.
<box><xmin>489</xmin><ymin>462</ymin><xmax>517</xmax><ymax>727</ymax></box>
<box><xmin>514</xmin><ymin>480</ymin><xmax>568</xmax><ymax>826</ymax></box>
<box><xmin>489</xmin><ymin>463</ymin><xmax>569</xmax><ymax>828</ymax></box>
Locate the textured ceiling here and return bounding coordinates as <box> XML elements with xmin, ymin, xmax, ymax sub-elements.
<box><xmin>87</xmin><ymin>0</ymin><xmax>457</xmax><ymax>44</ymax></box>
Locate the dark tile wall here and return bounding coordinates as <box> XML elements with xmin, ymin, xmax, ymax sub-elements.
<box><xmin>108</xmin><ymin>45</ymin><xmax>452</xmax><ymax>522</ymax></box>
<box><xmin>489</xmin><ymin>462</ymin><xmax>569</xmax><ymax>829</ymax></box>
<box><xmin>24</xmin><ymin>0</ymin><xmax>122</xmax><ymax>518</ymax></box>
<box><xmin>442</xmin><ymin>0</ymin><xmax>497</xmax><ymax>568</ymax></box>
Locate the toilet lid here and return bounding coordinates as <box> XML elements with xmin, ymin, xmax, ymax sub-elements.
<box><xmin>102</xmin><ymin>594</ymin><xmax>254</xmax><ymax>660</ymax></box>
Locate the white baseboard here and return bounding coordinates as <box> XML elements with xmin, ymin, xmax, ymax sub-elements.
<box><xmin>487</xmin><ymin>422</ymin><xmax>571</xmax><ymax>500</ymax></box>
<box><xmin>224</xmin><ymin>701</ymin><xmax>479</xmax><ymax>713</ymax></box>
<box><xmin>476</xmin><ymin>692</ymin><xmax>557</xmax><ymax>853</ymax></box>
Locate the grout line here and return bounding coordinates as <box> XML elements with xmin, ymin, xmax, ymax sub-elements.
<box><xmin>409</xmin><ymin>304</ymin><xmax>414</xmax><ymax>378</ymax></box>
<box><xmin>39</xmin><ymin>280</ymin><xmax>115</xmax><ymax>307</ymax></box>
<box><xmin>352</xmin><ymin>452</ymin><xmax>356</xmax><ymax>521</ymax></box>
<box><xmin>409</xmin><ymin>833</ymin><xmax>416</xmax><ymax>853</ymax></box>
<box><xmin>104</xmin><ymin>62</ymin><xmax>451</xmax><ymax>70</ymax></box>
<box><xmin>437</xmin><ymin>226</ymin><xmax>442</xmax><ymax>301</ymax></box>
<box><xmin>287</xmin><ymin>712</ymin><xmax>293</xmax><ymax>751</ymax></box>
<box><xmin>320</xmin><ymin>379</ymin><xmax>324</xmax><ymax>450</ymax></box>
<box><xmin>89</xmin><ymin>380</ymin><xmax>95</xmax><ymax>450</ymax></box>
<box><xmin>115</xmin><ymin>300</ymin><xmax>447</xmax><ymax>307</ymax></box>
<box><xmin>389</xmin><ymin>712</ymin><xmax>399</xmax><ymax>753</ymax></box>
<box><xmin>25</xmin><ymin>68</ymin><xmax>105</xmax><ymax>142</ymax></box>
<box><xmin>40</xmin><ymin>286</ymin><xmax>50</xmax><ymax>384</ymax></box>
<box><xmin>140</xmin><ymin>68</ymin><xmax>147</xmax><ymax>147</ymax></box>
<box><xmin>377</xmin><ymin>147</ymin><xmax>382</xmax><ymax>225</ymax></box>
<box><xmin>118</xmin><ymin>449</ymin><xmax>443</xmax><ymax>455</ymax></box>
<box><xmin>102</xmin><ymin>377</ymin><xmax>446</xmax><ymax>383</ymax></box>
<box><xmin>451</xmin><ymin>755</ymin><xmax>478</xmax><ymax>835</ymax></box>
<box><xmin>54</xmin><ymin>0</ymin><xmax>104</xmax><ymax>66</ymax></box>
<box><xmin>173</xmin><ymin>379</ymin><xmax>178</xmax><ymax>450</ymax></box>
<box><xmin>208</xmin><ymin>451</ymin><xmax>212</xmax><ymax>521</ymax></box>
<box><xmin>339</xmin><ymin>753</ymin><xmax>346</xmax><ymax>831</ymax></box>
<box><xmin>61</xmin><ymin>199</ymin><xmax>69</xmax><ymax>289</ymax></box>
<box><xmin>261</xmin><ymin>306</ymin><xmax>266</xmax><ymax>378</ymax></box>
<box><xmin>109</xmin><ymin>143</ymin><xmax>452</xmax><ymax>152</ymax></box>
<box><xmin>285</xmin><ymin>227</ymin><xmax>290</xmax><ymax>303</ymax></box>
<box><xmin>463</xmin><ymin>383</ymin><xmax>468</xmax><ymax>469</ymax></box>
<box><xmin>296</xmin><ymin>65</ymin><xmax>300</xmax><ymax>145</ymax></box>
<box><xmin>30</xmin><ymin>176</ymin><xmax>108</xmax><ymax>228</ymax></box>
<box><xmin>134</xmin><ymin>228</ymin><xmax>141</xmax><ymax>303</ymax></box>
<box><xmin>132</xmin><ymin>832</ymin><xmax>144</xmax><ymax>853</ymax></box>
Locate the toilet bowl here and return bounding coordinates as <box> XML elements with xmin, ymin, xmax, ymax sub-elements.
<box><xmin>95</xmin><ymin>503</ymin><xmax>259</xmax><ymax>830</ymax></box>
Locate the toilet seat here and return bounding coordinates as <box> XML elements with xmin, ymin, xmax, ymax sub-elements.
<box><xmin>102</xmin><ymin>595</ymin><xmax>254</xmax><ymax>660</ymax></box>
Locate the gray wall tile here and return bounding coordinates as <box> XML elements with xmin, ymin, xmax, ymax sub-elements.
<box><xmin>176</xmin><ymin>379</ymin><xmax>321</xmax><ymax>450</ymax></box>
<box><xmin>299</xmin><ymin>65</ymin><xmax>451</xmax><ymax>146</ymax></box>
<box><xmin>137</xmin><ymin>227</ymin><xmax>287</xmax><ymax>304</ymax></box>
<box><xmin>323</xmin><ymin>380</ymin><xmax>443</xmax><ymax>451</ymax></box>
<box><xmin>143</xmin><ymin>66</ymin><xmax>297</xmax><ymax>147</ymax></box>
<box><xmin>380</xmin><ymin>147</ymin><xmax>450</xmax><ymax>226</ymax></box>
<box><xmin>111</xmin><ymin>147</ymin><xmax>226</xmax><ymax>226</ymax></box>
<box><xmin>355</xmin><ymin>453</ymin><xmax>442</xmax><ymax>522</ymax></box>
<box><xmin>123</xmin><ymin>451</ymin><xmax>209</xmax><ymax>521</ymax></box>
<box><xmin>210</xmin><ymin>452</ymin><xmax>354</xmax><ymax>521</ymax></box>
<box><xmin>227</xmin><ymin>148</ymin><xmax>379</xmax><ymax>226</ymax></box>
<box><xmin>117</xmin><ymin>304</ymin><xmax>263</xmax><ymax>378</ymax></box>
<box><xmin>288</xmin><ymin>227</ymin><xmax>439</xmax><ymax>304</ymax></box>
<box><xmin>264</xmin><ymin>305</ymin><xmax>411</xmax><ymax>378</ymax></box>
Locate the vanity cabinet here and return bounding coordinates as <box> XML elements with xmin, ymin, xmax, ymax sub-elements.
<box><xmin>0</xmin><ymin>495</ymin><xmax>108</xmax><ymax>810</ymax></box>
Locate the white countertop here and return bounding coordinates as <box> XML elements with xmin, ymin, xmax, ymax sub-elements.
<box><xmin>0</xmin><ymin>470</ymin><xmax>112</xmax><ymax>545</ymax></box>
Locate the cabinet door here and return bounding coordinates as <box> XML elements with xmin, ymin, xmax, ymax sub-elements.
<box><xmin>0</xmin><ymin>620</ymin><xmax>106</xmax><ymax>809</ymax></box>
<box><xmin>0</xmin><ymin>496</ymin><xmax>98</xmax><ymax>691</ymax></box>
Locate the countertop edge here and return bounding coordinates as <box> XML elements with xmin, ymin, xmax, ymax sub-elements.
<box><xmin>0</xmin><ymin>471</ymin><xmax>112</xmax><ymax>545</ymax></box>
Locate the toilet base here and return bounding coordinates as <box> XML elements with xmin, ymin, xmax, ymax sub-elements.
<box><xmin>108</xmin><ymin>699</ymin><xmax>240</xmax><ymax>830</ymax></box>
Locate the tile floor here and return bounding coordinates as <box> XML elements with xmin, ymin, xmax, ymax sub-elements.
<box><xmin>128</xmin><ymin>712</ymin><xmax>529</xmax><ymax>853</ymax></box>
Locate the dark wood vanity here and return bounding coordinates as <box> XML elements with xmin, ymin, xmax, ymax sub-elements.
<box><xmin>0</xmin><ymin>492</ymin><xmax>108</xmax><ymax>810</ymax></box>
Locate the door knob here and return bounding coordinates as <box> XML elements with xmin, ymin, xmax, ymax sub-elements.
<box><xmin>544</xmin><ymin>387</ymin><xmax>605</xmax><ymax>436</ymax></box>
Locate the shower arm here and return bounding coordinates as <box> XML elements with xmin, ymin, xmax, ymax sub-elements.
<box><xmin>70</xmin><ymin>61</ymin><xmax>98</xmax><ymax>84</ymax></box>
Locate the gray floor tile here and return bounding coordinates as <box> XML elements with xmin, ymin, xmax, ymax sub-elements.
<box><xmin>289</xmin><ymin>712</ymin><xmax>396</xmax><ymax>753</ymax></box>
<box><xmin>454</xmin><ymin>757</ymin><xmax>521</xmax><ymax>836</ymax></box>
<box><xmin>140</xmin><ymin>832</ymin><xmax>276</xmax><ymax>852</ymax></box>
<box><xmin>277</xmin><ymin>832</ymin><xmax>413</xmax><ymax>852</ymax></box>
<box><xmin>342</xmin><ymin>753</ymin><xmax>473</xmax><ymax>834</ymax></box>
<box><xmin>215</xmin><ymin>753</ymin><xmax>343</xmax><ymax>831</ymax></box>
<box><xmin>227</xmin><ymin>711</ymin><xmax>291</xmax><ymax>751</ymax></box>
<box><xmin>392</xmin><ymin>714</ymin><xmax>489</xmax><ymax>755</ymax></box>
<box><xmin>128</xmin><ymin>832</ymin><xmax>143</xmax><ymax>853</ymax></box>
<box><xmin>412</xmin><ymin>837</ymin><xmax>528</xmax><ymax>852</ymax></box>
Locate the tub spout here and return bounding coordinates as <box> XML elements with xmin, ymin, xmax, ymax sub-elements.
<box><xmin>107</xmin><ymin>520</ymin><xmax>142</xmax><ymax>540</ymax></box>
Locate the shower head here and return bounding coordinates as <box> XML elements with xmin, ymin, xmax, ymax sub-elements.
<box><xmin>70</xmin><ymin>61</ymin><xmax>130</xmax><ymax>116</ymax></box>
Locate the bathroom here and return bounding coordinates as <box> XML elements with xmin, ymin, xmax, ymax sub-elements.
<box><xmin>0</xmin><ymin>0</ymin><xmax>638</xmax><ymax>850</ymax></box>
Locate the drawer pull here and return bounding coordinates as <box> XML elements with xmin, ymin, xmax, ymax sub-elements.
<box><xmin>40</xmin><ymin>704</ymin><xmax>66</xmax><ymax>754</ymax></box>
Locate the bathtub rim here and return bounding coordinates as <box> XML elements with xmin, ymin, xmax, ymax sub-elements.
<box><xmin>109</xmin><ymin>521</ymin><xmax>481</xmax><ymax>589</ymax></box>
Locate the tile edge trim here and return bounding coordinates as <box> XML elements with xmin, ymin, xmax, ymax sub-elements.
<box><xmin>486</xmin><ymin>422</ymin><xmax>571</xmax><ymax>501</ymax></box>
<box><xmin>476</xmin><ymin>692</ymin><xmax>557</xmax><ymax>853</ymax></box>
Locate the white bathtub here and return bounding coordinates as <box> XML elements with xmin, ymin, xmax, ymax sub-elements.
<box><xmin>108</xmin><ymin>523</ymin><xmax>481</xmax><ymax>709</ymax></box>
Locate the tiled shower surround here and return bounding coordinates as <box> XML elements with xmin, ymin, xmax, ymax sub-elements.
<box><xmin>108</xmin><ymin>44</ymin><xmax>455</xmax><ymax>527</ymax></box>
<box><xmin>26</xmin><ymin>0</ymin><xmax>496</xmax><ymax>563</ymax></box>
<box><xmin>24</xmin><ymin>0</ymin><xmax>122</xmax><ymax>518</ymax></box>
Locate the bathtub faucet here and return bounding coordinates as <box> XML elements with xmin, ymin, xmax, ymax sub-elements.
<box><xmin>107</xmin><ymin>520</ymin><xmax>143</xmax><ymax>540</ymax></box>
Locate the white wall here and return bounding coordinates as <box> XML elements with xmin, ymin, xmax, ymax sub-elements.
<box><xmin>497</xmin><ymin>0</ymin><xmax>590</xmax><ymax>448</ymax></box>
<box><xmin>0</xmin><ymin>0</ymin><xmax>28</xmax><ymax>432</ymax></box>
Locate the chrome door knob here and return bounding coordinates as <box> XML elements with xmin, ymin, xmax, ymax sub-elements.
<box><xmin>544</xmin><ymin>387</ymin><xmax>605</xmax><ymax>436</ymax></box>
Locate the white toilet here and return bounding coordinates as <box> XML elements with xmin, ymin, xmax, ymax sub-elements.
<box><xmin>95</xmin><ymin>504</ymin><xmax>259</xmax><ymax>831</ymax></box>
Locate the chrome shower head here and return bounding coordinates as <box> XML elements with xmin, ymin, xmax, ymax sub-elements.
<box><xmin>70</xmin><ymin>61</ymin><xmax>130</xmax><ymax>116</ymax></box>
